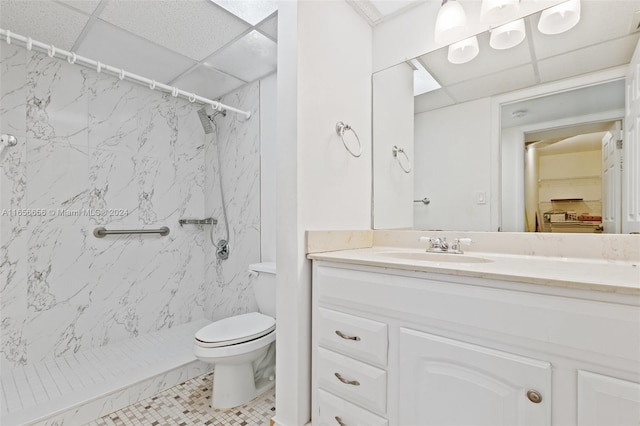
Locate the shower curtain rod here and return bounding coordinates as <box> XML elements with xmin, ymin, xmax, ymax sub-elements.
<box><xmin>0</xmin><ymin>28</ymin><xmax>251</xmax><ymax>119</ymax></box>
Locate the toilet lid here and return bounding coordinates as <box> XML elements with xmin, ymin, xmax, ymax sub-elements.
<box><xmin>195</xmin><ymin>312</ymin><xmax>275</xmax><ymax>347</ymax></box>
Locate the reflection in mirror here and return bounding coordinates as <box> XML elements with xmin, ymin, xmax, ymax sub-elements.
<box><xmin>500</xmin><ymin>80</ymin><xmax>625</xmax><ymax>233</ymax></box>
<box><xmin>372</xmin><ymin>0</ymin><xmax>640</xmax><ymax>234</ymax></box>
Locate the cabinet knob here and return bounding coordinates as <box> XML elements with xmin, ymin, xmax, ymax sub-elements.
<box><xmin>527</xmin><ymin>389</ymin><xmax>542</xmax><ymax>404</ymax></box>
<box><xmin>335</xmin><ymin>416</ymin><xmax>347</xmax><ymax>426</ymax></box>
<box><xmin>335</xmin><ymin>330</ymin><xmax>361</xmax><ymax>341</ymax></box>
<box><xmin>334</xmin><ymin>372</ymin><xmax>360</xmax><ymax>386</ymax></box>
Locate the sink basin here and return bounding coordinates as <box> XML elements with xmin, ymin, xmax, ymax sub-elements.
<box><xmin>379</xmin><ymin>251</ymin><xmax>493</xmax><ymax>264</ymax></box>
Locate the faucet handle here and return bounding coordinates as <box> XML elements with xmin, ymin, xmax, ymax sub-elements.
<box><xmin>419</xmin><ymin>236</ymin><xmax>438</xmax><ymax>249</ymax></box>
<box><xmin>451</xmin><ymin>238</ymin><xmax>472</xmax><ymax>253</ymax></box>
<box><xmin>455</xmin><ymin>238</ymin><xmax>472</xmax><ymax>246</ymax></box>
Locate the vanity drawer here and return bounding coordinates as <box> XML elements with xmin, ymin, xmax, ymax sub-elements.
<box><xmin>317</xmin><ymin>347</ymin><xmax>387</xmax><ymax>413</ymax></box>
<box><xmin>318</xmin><ymin>307</ymin><xmax>388</xmax><ymax>367</ymax></box>
<box><xmin>318</xmin><ymin>389</ymin><xmax>388</xmax><ymax>426</ymax></box>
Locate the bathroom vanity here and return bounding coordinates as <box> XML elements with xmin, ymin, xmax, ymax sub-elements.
<box><xmin>308</xmin><ymin>240</ymin><xmax>640</xmax><ymax>426</ymax></box>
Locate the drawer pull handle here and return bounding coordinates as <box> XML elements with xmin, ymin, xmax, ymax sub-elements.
<box><xmin>335</xmin><ymin>416</ymin><xmax>347</xmax><ymax>426</ymax></box>
<box><xmin>527</xmin><ymin>389</ymin><xmax>542</xmax><ymax>404</ymax></box>
<box><xmin>334</xmin><ymin>372</ymin><xmax>360</xmax><ymax>386</ymax></box>
<box><xmin>335</xmin><ymin>330</ymin><xmax>361</xmax><ymax>341</ymax></box>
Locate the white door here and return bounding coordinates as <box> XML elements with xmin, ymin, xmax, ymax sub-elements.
<box><xmin>398</xmin><ymin>328</ymin><xmax>551</xmax><ymax>426</ymax></box>
<box><xmin>602</xmin><ymin>121</ymin><xmax>622</xmax><ymax>234</ymax></box>
<box><xmin>578</xmin><ymin>370</ymin><xmax>640</xmax><ymax>426</ymax></box>
<box><xmin>623</xmin><ymin>40</ymin><xmax>640</xmax><ymax>233</ymax></box>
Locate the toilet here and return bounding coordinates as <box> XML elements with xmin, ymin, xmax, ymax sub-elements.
<box><xmin>194</xmin><ymin>262</ymin><xmax>276</xmax><ymax>409</ymax></box>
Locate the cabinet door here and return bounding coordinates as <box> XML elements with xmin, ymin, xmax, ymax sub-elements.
<box><xmin>398</xmin><ymin>328</ymin><xmax>551</xmax><ymax>426</ymax></box>
<box><xmin>578</xmin><ymin>370</ymin><xmax>640</xmax><ymax>425</ymax></box>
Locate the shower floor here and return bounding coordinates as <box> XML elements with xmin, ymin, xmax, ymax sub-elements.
<box><xmin>87</xmin><ymin>371</ymin><xmax>276</xmax><ymax>426</ymax></box>
<box><xmin>1</xmin><ymin>319</ymin><xmax>212</xmax><ymax>425</ymax></box>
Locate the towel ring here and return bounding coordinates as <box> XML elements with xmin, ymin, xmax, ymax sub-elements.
<box><xmin>392</xmin><ymin>145</ymin><xmax>411</xmax><ymax>173</ymax></box>
<box><xmin>335</xmin><ymin>121</ymin><xmax>362</xmax><ymax>158</ymax></box>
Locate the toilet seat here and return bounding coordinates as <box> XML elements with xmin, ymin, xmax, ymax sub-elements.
<box><xmin>195</xmin><ymin>312</ymin><xmax>275</xmax><ymax>348</ymax></box>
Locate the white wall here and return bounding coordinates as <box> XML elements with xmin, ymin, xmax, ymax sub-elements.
<box><xmin>204</xmin><ymin>81</ymin><xmax>261</xmax><ymax>321</ymax></box>
<box><xmin>276</xmin><ymin>1</ymin><xmax>372</xmax><ymax>424</ymax></box>
<box><xmin>525</xmin><ymin>145</ymin><xmax>539</xmax><ymax>232</ymax></box>
<box><xmin>501</xmin><ymin>127</ymin><xmax>525</xmax><ymax>232</ymax></box>
<box><xmin>260</xmin><ymin>73</ymin><xmax>277</xmax><ymax>262</ymax></box>
<box><xmin>414</xmin><ymin>98</ymin><xmax>492</xmax><ymax>231</ymax></box>
<box><xmin>373</xmin><ymin>62</ymin><xmax>414</xmax><ymax>229</ymax></box>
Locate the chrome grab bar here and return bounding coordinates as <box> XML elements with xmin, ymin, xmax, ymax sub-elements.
<box><xmin>93</xmin><ymin>226</ymin><xmax>170</xmax><ymax>238</ymax></box>
<box><xmin>178</xmin><ymin>218</ymin><xmax>217</xmax><ymax>226</ymax></box>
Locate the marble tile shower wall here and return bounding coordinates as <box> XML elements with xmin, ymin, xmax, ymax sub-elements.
<box><xmin>204</xmin><ymin>81</ymin><xmax>261</xmax><ymax>321</ymax></box>
<box><xmin>0</xmin><ymin>44</ymin><xmax>248</xmax><ymax>370</ymax></box>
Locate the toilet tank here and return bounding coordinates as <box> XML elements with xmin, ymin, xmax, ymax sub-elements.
<box><xmin>249</xmin><ymin>262</ymin><xmax>276</xmax><ymax>318</ymax></box>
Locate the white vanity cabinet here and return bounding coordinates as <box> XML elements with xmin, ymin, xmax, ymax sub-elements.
<box><xmin>398</xmin><ymin>328</ymin><xmax>551</xmax><ymax>426</ymax></box>
<box><xmin>311</xmin><ymin>261</ymin><xmax>640</xmax><ymax>426</ymax></box>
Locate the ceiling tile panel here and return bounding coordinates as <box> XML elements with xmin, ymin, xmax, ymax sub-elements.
<box><xmin>419</xmin><ymin>31</ymin><xmax>532</xmax><ymax>87</ymax></box>
<box><xmin>257</xmin><ymin>15</ymin><xmax>277</xmax><ymax>40</ymax></box>
<box><xmin>56</xmin><ymin>0</ymin><xmax>101</xmax><ymax>15</ymax></box>
<box><xmin>204</xmin><ymin>30</ymin><xmax>276</xmax><ymax>82</ymax></box>
<box><xmin>414</xmin><ymin>89</ymin><xmax>456</xmax><ymax>114</ymax></box>
<box><xmin>0</xmin><ymin>0</ymin><xmax>90</xmax><ymax>50</ymax></box>
<box><xmin>447</xmin><ymin>64</ymin><xmax>537</xmax><ymax>103</ymax></box>
<box><xmin>76</xmin><ymin>19</ymin><xmax>196</xmax><ymax>84</ymax></box>
<box><xmin>531</xmin><ymin>0</ymin><xmax>640</xmax><ymax>60</ymax></box>
<box><xmin>211</xmin><ymin>0</ymin><xmax>277</xmax><ymax>26</ymax></box>
<box><xmin>500</xmin><ymin>80</ymin><xmax>625</xmax><ymax>128</ymax></box>
<box><xmin>538</xmin><ymin>35</ymin><xmax>639</xmax><ymax>83</ymax></box>
<box><xmin>98</xmin><ymin>0</ymin><xmax>250</xmax><ymax>61</ymax></box>
<box><xmin>171</xmin><ymin>66</ymin><xmax>246</xmax><ymax>100</ymax></box>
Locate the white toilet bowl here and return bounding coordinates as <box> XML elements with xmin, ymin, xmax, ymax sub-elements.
<box><xmin>194</xmin><ymin>262</ymin><xmax>276</xmax><ymax>409</ymax></box>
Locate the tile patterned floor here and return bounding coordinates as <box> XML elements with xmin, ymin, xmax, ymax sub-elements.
<box><xmin>86</xmin><ymin>372</ymin><xmax>275</xmax><ymax>426</ymax></box>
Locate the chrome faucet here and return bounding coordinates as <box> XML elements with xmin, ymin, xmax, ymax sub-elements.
<box><xmin>431</xmin><ymin>237</ymin><xmax>449</xmax><ymax>251</ymax></box>
<box><xmin>419</xmin><ymin>237</ymin><xmax>472</xmax><ymax>254</ymax></box>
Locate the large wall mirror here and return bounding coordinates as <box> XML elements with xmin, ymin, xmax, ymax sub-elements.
<box><xmin>372</xmin><ymin>0</ymin><xmax>640</xmax><ymax>234</ymax></box>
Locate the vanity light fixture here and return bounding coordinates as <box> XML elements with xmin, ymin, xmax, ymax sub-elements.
<box><xmin>490</xmin><ymin>18</ymin><xmax>526</xmax><ymax>50</ymax></box>
<box><xmin>448</xmin><ymin>36</ymin><xmax>480</xmax><ymax>64</ymax></box>
<box><xmin>537</xmin><ymin>0</ymin><xmax>581</xmax><ymax>35</ymax></box>
<box><xmin>480</xmin><ymin>0</ymin><xmax>520</xmax><ymax>25</ymax></box>
<box><xmin>434</xmin><ymin>0</ymin><xmax>468</xmax><ymax>45</ymax></box>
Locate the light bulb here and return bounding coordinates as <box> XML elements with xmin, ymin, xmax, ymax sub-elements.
<box><xmin>538</xmin><ymin>0</ymin><xmax>581</xmax><ymax>35</ymax></box>
<box><xmin>435</xmin><ymin>0</ymin><xmax>468</xmax><ymax>45</ymax></box>
<box><xmin>490</xmin><ymin>19</ymin><xmax>526</xmax><ymax>50</ymax></box>
<box><xmin>481</xmin><ymin>0</ymin><xmax>519</xmax><ymax>25</ymax></box>
<box><xmin>448</xmin><ymin>36</ymin><xmax>480</xmax><ymax>64</ymax></box>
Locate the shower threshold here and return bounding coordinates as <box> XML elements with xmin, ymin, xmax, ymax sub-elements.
<box><xmin>0</xmin><ymin>319</ymin><xmax>211</xmax><ymax>426</ymax></box>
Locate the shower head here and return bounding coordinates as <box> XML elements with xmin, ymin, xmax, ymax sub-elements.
<box><xmin>197</xmin><ymin>105</ymin><xmax>227</xmax><ymax>135</ymax></box>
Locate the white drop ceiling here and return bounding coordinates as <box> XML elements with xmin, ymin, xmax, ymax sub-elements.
<box><xmin>347</xmin><ymin>0</ymin><xmax>423</xmax><ymax>26</ymax></box>
<box><xmin>0</xmin><ymin>0</ymin><xmax>278</xmax><ymax>100</ymax></box>
<box><xmin>413</xmin><ymin>0</ymin><xmax>640</xmax><ymax>114</ymax></box>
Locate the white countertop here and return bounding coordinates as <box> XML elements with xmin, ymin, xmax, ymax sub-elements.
<box><xmin>308</xmin><ymin>246</ymin><xmax>640</xmax><ymax>295</ymax></box>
